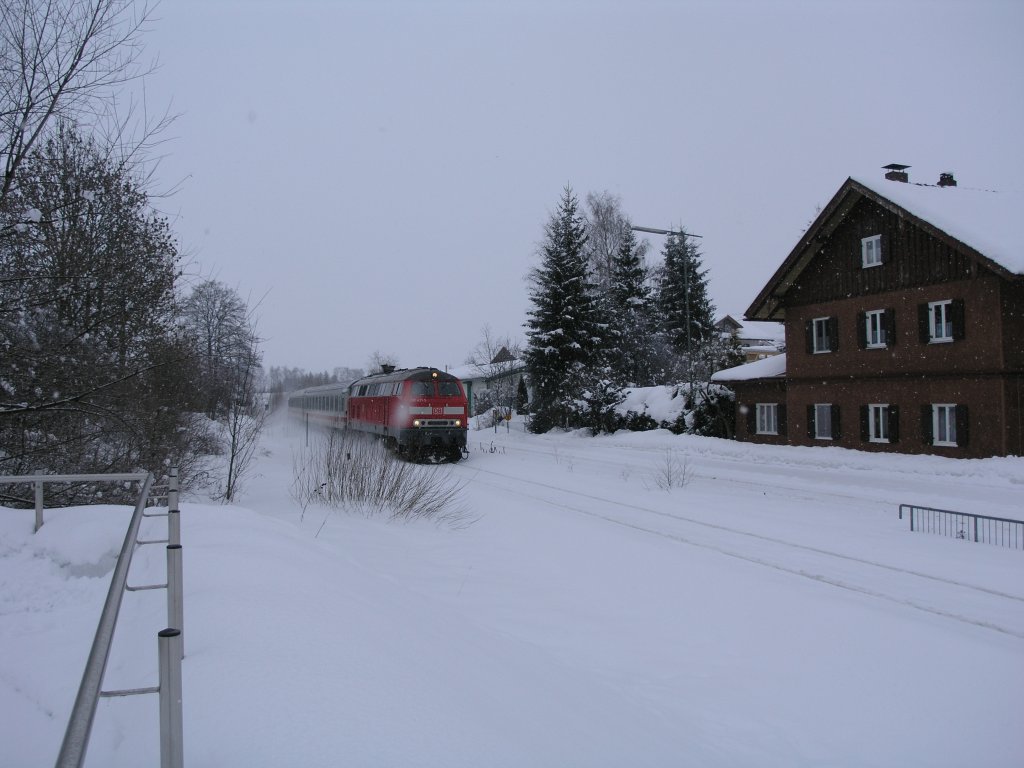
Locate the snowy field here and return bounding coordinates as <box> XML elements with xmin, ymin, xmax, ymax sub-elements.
<box><xmin>2</xmin><ymin>413</ymin><xmax>1023</xmax><ymax>767</ymax></box>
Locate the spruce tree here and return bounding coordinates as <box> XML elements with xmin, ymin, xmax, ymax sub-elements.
<box><xmin>606</xmin><ymin>223</ymin><xmax>657</xmax><ymax>386</ymax></box>
<box><xmin>657</xmin><ymin>230</ymin><xmax>715</xmax><ymax>387</ymax></box>
<box><xmin>524</xmin><ymin>186</ymin><xmax>601</xmax><ymax>432</ymax></box>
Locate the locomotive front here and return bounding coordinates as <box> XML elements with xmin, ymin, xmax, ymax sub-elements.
<box><xmin>395</xmin><ymin>368</ymin><xmax>468</xmax><ymax>461</ymax></box>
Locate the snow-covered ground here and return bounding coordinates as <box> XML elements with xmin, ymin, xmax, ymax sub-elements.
<box><xmin>3</xmin><ymin>413</ymin><xmax>1023</xmax><ymax>767</ymax></box>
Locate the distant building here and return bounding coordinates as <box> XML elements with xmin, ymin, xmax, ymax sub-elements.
<box><xmin>449</xmin><ymin>346</ymin><xmax>526</xmax><ymax>417</ymax></box>
<box><xmin>714</xmin><ymin>315</ymin><xmax>785</xmax><ymax>362</ymax></box>
<box><xmin>713</xmin><ymin>167</ymin><xmax>1024</xmax><ymax>458</ymax></box>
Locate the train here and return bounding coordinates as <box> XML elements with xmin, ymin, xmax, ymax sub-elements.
<box><xmin>287</xmin><ymin>366</ymin><xmax>469</xmax><ymax>462</ymax></box>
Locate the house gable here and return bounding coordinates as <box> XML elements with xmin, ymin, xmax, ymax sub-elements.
<box><xmin>747</xmin><ymin>178</ymin><xmax>1023</xmax><ymax>321</ymax></box>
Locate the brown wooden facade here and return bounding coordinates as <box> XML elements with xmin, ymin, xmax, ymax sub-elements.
<box><xmin>722</xmin><ymin>176</ymin><xmax>1024</xmax><ymax>458</ymax></box>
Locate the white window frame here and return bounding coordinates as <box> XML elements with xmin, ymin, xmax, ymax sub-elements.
<box><xmin>812</xmin><ymin>317</ymin><xmax>831</xmax><ymax>354</ymax></box>
<box><xmin>868</xmin><ymin>403</ymin><xmax>889</xmax><ymax>443</ymax></box>
<box><xmin>865</xmin><ymin>309</ymin><xmax>887</xmax><ymax>348</ymax></box>
<box><xmin>929</xmin><ymin>300</ymin><xmax>954</xmax><ymax>343</ymax></box>
<box><xmin>861</xmin><ymin>234</ymin><xmax>882</xmax><ymax>268</ymax></box>
<box><xmin>814</xmin><ymin>403</ymin><xmax>833</xmax><ymax>440</ymax></box>
<box><xmin>756</xmin><ymin>403</ymin><xmax>778</xmax><ymax>435</ymax></box>
<box><xmin>933</xmin><ymin>404</ymin><xmax>957</xmax><ymax>447</ymax></box>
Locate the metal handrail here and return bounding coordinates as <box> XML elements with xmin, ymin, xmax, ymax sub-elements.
<box><xmin>1</xmin><ymin>471</ymin><xmax>151</xmax><ymax>532</ymax></box>
<box><xmin>54</xmin><ymin>472</ymin><xmax>154</xmax><ymax>766</ymax></box>
<box><xmin>1</xmin><ymin>469</ymin><xmax>184</xmax><ymax>767</ymax></box>
<box><xmin>900</xmin><ymin>503</ymin><xmax>1024</xmax><ymax>550</ymax></box>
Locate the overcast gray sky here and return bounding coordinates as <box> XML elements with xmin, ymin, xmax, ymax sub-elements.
<box><xmin>143</xmin><ymin>0</ymin><xmax>1023</xmax><ymax>374</ymax></box>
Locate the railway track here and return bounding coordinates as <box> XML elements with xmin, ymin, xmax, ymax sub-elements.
<box><xmin>458</xmin><ymin>460</ymin><xmax>1024</xmax><ymax>641</ymax></box>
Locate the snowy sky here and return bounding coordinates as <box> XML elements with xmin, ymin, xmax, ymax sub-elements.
<box><xmin>142</xmin><ymin>0</ymin><xmax>1024</xmax><ymax>373</ymax></box>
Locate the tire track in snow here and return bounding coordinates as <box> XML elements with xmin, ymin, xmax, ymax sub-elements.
<box><xmin>463</xmin><ymin>464</ymin><xmax>1024</xmax><ymax>641</ymax></box>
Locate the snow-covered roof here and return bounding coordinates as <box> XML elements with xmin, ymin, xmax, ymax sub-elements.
<box><xmin>747</xmin><ymin>175</ymin><xmax>1024</xmax><ymax>321</ymax></box>
<box><xmin>852</xmin><ymin>176</ymin><xmax>1024</xmax><ymax>275</ymax></box>
<box><xmin>711</xmin><ymin>352</ymin><xmax>787</xmax><ymax>383</ymax></box>
<box><xmin>446</xmin><ymin>363</ymin><xmax>479</xmax><ymax>381</ymax></box>
<box><xmin>735</xmin><ymin>320</ymin><xmax>785</xmax><ymax>343</ymax></box>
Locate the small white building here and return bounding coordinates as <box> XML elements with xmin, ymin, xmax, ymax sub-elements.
<box><xmin>714</xmin><ymin>315</ymin><xmax>786</xmax><ymax>361</ymax></box>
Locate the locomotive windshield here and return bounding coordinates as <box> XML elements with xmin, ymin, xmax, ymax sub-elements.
<box><xmin>438</xmin><ymin>381</ymin><xmax>461</xmax><ymax>396</ymax></box>
<box><xmin>411</xmin><ymin>381</ymin><xmax>433</xmax><ymax>397</ymax></box>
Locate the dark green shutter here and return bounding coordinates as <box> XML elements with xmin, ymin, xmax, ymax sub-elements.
<box><xmin>918</xmin><ymin>304</ymin><xmax>931</xmax><ymax>343</ymax></box>
<box><xmin>955</xmin><ymin>404</ymin><xmax>969</xmax><ymax>447</ymax></box>
<box><xmin>921</xmin><ymin>404</ymin><xmax>933</xmax><ymax>444</ymax></box>
<box><xmin>884</xmin><ymin>308</ymin><xmax>896</xmax><ymax>347</ymax></box>
<box><xmin>830</xmin><ymin>405</ymin><xmax>842</xmax><ymax>439</ymax></box>
<box><xmin>951</xmin><ymin>299</ymin><xmax>966</xmax><ymax>341</ymax></box>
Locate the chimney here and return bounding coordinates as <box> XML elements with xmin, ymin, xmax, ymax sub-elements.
<box><xmin>883</xmin><ymin>163</ymin><xmax>910</xmax><ymax>183</ymax></box>
<box><xmin>937</xmin><ymin>172</ymin><xmax>957</xmax><ymax>187</ymax></box>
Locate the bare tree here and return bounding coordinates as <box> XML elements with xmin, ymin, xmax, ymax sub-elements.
<box><xmin>1</xmin><ymin>0</ymin><xmax>158</xmax><ymax>211</ymax></box>
<box><xmin>584</xmin><ymin>190</ymin><xmax>634</xmax><ymax>292</ymax></box>
<box><xmin>180</xmin><ymin>280</ymin><xmax>255</xmax><ymax>419</ymax></box>
<box><xmin>177</xmin><ymin>280</ymin><xmax>266</xmax><ymax>502</ymax></box>
<box><xmin>367</xmin><ymin>350</ymin><xmax>398</xmax><ymax>373</ymax></box>
<box><xmin>220</xmin><ymin>339</ymin><xmax>266</xmax><ymax>503</ymax></box>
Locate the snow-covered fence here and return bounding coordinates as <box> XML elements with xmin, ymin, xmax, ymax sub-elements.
<box><xmin>900</xmin><ymin>504</ymin><xmax>1023</xmax><ymax>550</ymax></box>
<box><xmin>0</xmin><ymin>469</ymin><xmax>185</xmax><ymax>768</ymax></box>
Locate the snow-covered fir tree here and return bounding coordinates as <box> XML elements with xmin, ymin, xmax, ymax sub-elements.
<box><xmin>657</xmin><ymin>230</ymin><xmax>716</xmax><ymax>384</ymax></box>
<box><xmin>605</xmin><ymin>223</ymin><xmax>657</xmax><ymax>386</ymax></box>
<box><xmin>524</xmin><ymin>186</ymin><xmax>611</xmax><ymax>433</ymax></box>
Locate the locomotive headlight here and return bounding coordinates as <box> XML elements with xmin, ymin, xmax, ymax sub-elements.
<box><xmin>454</xmin><ymin>419</ymin><xmax>462</xmax><ymax>427</ymax></box>
<box><xmin>413</xmin><ymin>419</ymin><xmax>422</xmax><ymax>427</ymax></box>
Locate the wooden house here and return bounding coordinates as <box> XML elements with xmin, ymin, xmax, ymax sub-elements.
<box><xmin>712</xmin><ymin>167</ymin><xmax>1024</xmax><ymax>458</ymax></box>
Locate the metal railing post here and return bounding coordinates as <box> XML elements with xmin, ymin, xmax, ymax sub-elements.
<box><xmin>167</xmin><ymin>544</ymin><xmax>184</xmax><ymax>659</ymax></box>
<box><xmin>158</xmin><ymin>628</ymin><xmax>184</xmax><ymax>768</ymax></box>
<box><xmin>168</xmin><ymin>508</ymin><xmax>180</xmax><ymax>548</ymax></box>
<box><xmin>34</xmin><ymin>469</ymin><xmax>45</xmax><ymax>532</ymax></box>
<box><xmin>168</xmin><ymin>467</ymin><xmax>179</xmax><ymax>515</ymax></box>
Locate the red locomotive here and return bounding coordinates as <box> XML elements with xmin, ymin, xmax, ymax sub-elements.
<box><xmin>288</xmin><ymin>367</ymin><xmax>469</xmax><ymax>461</ymax></box>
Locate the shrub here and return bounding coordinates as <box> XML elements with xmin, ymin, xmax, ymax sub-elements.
<box><xmin>290</xmin><ymin>430</ymin><xmax>471</xmax><ymax>527</ymax></box>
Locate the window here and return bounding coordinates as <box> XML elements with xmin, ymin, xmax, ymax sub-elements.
<box><xmin>809</xmin><ymin>403</ymin><xmax>836</xmax><ymax>440</ymax></box>
<box><xmin>439</xmin><ymin>381</ymin><xmax>461</xmax><ymax>396</ymax></box>
<box><xmin>932</xmin><ymin>404</ymin><xmax>957</xmax><ymax>447</ymax></box>
<box><xmin>929</xmin><ymin>301</ymin><xmax>953</xmax><ymax>342</ymax></box>
<box><xmin>861</xmin><ymin>234</ymin><xmax>882</xmax><ymax>267</ymax></box>
<box><xmin>866</xmin><ymin>404</ymin><xmax>892</xmax><ymax>443</ymax></box>
<box><xmin>865</xmin><ymin>309</ymin><xmax>887</xmax><ymax>348</ymax></box>
<box><xmin>756</xmin><ymin>403</ymin><xmax>778</xmax><ymax>435</ymax></box>
<box><xmin>811</xmin><ymin>317</ymin><xmax>834</xmax><ymax>353</ymax></box>
<box><xmin>920</xmin><ymin>299</ymin><xmax>965</xmax><ymax>344</ymax></box>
